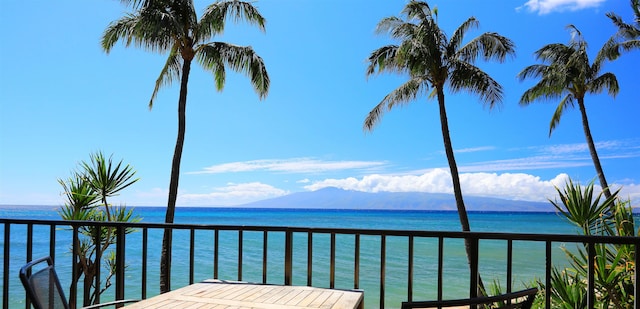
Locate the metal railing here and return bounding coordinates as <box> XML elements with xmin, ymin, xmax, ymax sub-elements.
<box><xmin>1</xmin><ymin>218</ymin><xmax>638</xmax><ymax>309</ymax></box>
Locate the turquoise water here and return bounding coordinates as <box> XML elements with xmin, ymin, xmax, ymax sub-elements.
<box><xmin>0</xmin><ymin>206</ymin><xmax>614</xmax><ymax>308</ymax></box>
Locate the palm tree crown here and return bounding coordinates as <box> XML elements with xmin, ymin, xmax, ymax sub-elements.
<box><xmin>364</xmin><ymin>0</ymin><xmax>514</xmax><ymax>130</ymax></box>
<box><xmin>102</xmin><ymin>0</ymin><xmax>269</xmax><ymax>108</ymax></box>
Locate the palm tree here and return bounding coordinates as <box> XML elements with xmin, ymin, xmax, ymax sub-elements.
<box><xmin>364</xmin><ymin>1</ymin><xmax>514</xmax><ymax>291</ymax></box>
<box><xmin>518</xmin><ymin>25</ymin><xmax>618</xmax><ymax>199</ymax></box>
<box><xmin>102</xmin><ymin>0</ymin><xmax>270</xmax><ymax>292</ymax></box>
<box><xmin>365</xmin><ymin>1</ymin><xmax>514</xmax><ymax>234</ymax></box>
<box><xmin>606</xmin><ymin>0</ymin><xmax>640</xmax><ymax>57</ymax></box>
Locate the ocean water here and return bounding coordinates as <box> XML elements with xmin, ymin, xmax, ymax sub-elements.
<box><xmin>0</xmin><ymin>206</ymin><xmax>622</xmax><ymax>308</ymax></box>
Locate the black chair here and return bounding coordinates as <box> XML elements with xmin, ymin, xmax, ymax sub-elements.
<box><xmin>401</xmin><ymin>287</ymin><xmax>538</xmax><ymax>309</ymax></box>
<box><xmin>19</xmin><ymin>256</ymin><xmax>138</xmax><ymax>309</ymax></box>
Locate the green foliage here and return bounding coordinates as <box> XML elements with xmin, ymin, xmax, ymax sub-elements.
<box><xmin>549</xmin><ymin>179</ymin><xmax>618</xmax><ymax>235</ymax></box>
<box><xmin>58</xmin><ymin>151</ymin><xmax>140</xmax><ymax>307</ymax></box>
<box><xmin>546</xmin><ymin>179</ymin><xmax>636</xmax><ymax>309</ymax></box>
<box><xmin>549</xmin><ymin>267</ymin><xmax>587</xmax><ymax>309</ymax></box>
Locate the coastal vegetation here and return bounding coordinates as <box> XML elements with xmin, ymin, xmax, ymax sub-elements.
<box><xmin>545</xmin><ymin>179</ymin><xmax>637</xmax><ymax>308</ymax></box>
<box><xmin>57</xmin><ymin>152</ymin><xmax>139</xmax><ymax>307</ymax></box>
<box><xmin>102</xmin><ymin>0</ymin><xmax>270</xmax><ymax>293</ymax></box>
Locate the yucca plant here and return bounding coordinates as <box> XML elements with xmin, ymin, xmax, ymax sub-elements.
<box><xmin>58</xmin><ymin>151</ymin><xmax>140</xmax><ymax>308</ymax></box>
<box><xmin>547</xmin><ymin>179</ymin><xmax>635</xmax><ymax>308</ymax></box>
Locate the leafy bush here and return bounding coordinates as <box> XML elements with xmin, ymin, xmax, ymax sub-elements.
<box><xmin>544</xmin><ymin>179</ymin><xmax>636</xmax><ymax>309</ymax></box>
<box><xmin>58</xmin><ymin>152</ymin><xmax>140</xmax><ymax>307</ymax></box>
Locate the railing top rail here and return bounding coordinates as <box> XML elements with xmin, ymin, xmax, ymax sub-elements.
<box><xmin>1</xmin><ymin>218</ymin><xmax>638</xmax><ymax>245</ymax></box>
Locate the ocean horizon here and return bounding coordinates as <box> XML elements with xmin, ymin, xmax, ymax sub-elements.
<box><xmin>2</xmin><ymin>206</ymin><xmax>636</xmax><ymax>308</ymax></box>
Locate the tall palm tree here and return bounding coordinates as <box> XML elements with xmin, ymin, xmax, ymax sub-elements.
<box><xmin>365</xmin><ymin>1</ymin><xmax>514</xmax><ymax>233</ymax></box>
<box><xmin>518</xmin><ymin>25</ymin><xmax>618</xmax><ymax>199</ymax></box>
<box><xmin>364</xmin><ymin>1</ymin><xmax>514</xmax><ymax>291</ymax></box>
<box><xmin>102</xmin><ymin>0</ymin><xmax>270</xmax><ymax>292</ymax></box>
<box><xmin>606</xmin><ymin>0</ymin><xmax>640</xmax><ymax>57</ymax></box>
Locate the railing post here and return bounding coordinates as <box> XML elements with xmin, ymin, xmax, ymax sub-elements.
<box><xmin>330</xmin><ymin>233</ymin><xmax>336</xmax><ymax>289</ymax></box>
<box><xmin>635</xmin><ymin>240</ymin><xmax>639</xmax><ymax>309</ymax></box>
<box><xmin>262</xmin><ymin>231</ymin><xmax>268</xmax><ymax>284</ymax></box>
<box><xmin>238</xmin><ymin>230</ymin><xmax>243</xmax><ymax>281</ymax></box>
<box><xmin>214</xmin><ymin>229</ymin><xmax>219</xmax><ymax>279</ymax></box>
<box><xmin>307</xmin><ymin>231</ymin><xmax>313</xmax><ymax>286</ymax></box>
<box><xmin>380</xmin><ymin>234</ymin><xmax>386</xmax><ymax>309</ymax></box>
<box><xmin>354</xmin><ymin>233</ymin><xmax>360</xmax><ymax>290</ymax></box>
<box><xmin>3</xmin><ymin>223</ymin><xmax>10</xmax><ymax>309</ymax></box>
<box><xmin>284</xmin><ymin>229</ymin><xmax>293</xmax><ymax>285</ymax></box>
<box><xmin>587</xmin><ymin>242</ymin><xmax>595</xmax><ymax>309</ymax></box>
<box><xmin>190</xmin><ymin>229</ymin><xmax>195</xmax><ymax>284</ymax></box>
<box><xmin>545</xmin><ymin>241</ymin><xmax>552</xmax><ymax>309</ymax></box>
<box><xmin>142</xmin><ymin>228</ymin><xmax>148</xmax><ymax>299</ymax></box>
<box><xmin>407</xmin><ymin>235</ymin><xmax>414</xmax><ymax>302</ymax></box>
<box><xmin>94</xmin><ymin>226</ymin><xmax>102</xmax><ymax>305</ymax></box>
<box><xmin>437</xmin><ymin>236</ymin><xmax>444</xmax><ymax>301</ymax></box>
<box><xmin>70</xmin><ymin>226</ymin><xmax>79</xmax><ymax>309</ymax></box>
<box><xmin>116</xmin><ymin>225</ymin><xmax>125</xmax><ymax>304</ymax></box>
<box><xmin>469</xmin><ymin>237</ymin><xmax>479</xmax><ymax>302</ymax></box>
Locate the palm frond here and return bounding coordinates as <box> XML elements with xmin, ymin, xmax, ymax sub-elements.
<box><xmin>102</xmin><ymin>5</ymin><xmax>179</xmax><ymax>54</ymax></box>
<box><xmin>364</xmin><ymin>78</ymin><xmax>425</xmax><ymax>131</ymax></box>
<box><xmin>150</xmin><ymin>46</ymin><xmax>182</xmax><ymax>109</ymax></box>
<box><xmin>449</xmin><ymin>17</ymin><xmax>479</xmax><ymax>59</ymax></box>
<box><xmin>460</xmin><ymin>32</ymin><xmax>515</xmax><ymax>63</ymax></box>
<box><xmin>102</xmin><ymin>14</ymin><xmax>139</xmax><ymax>53</ymax></box>
<box><xmin>374</xmin><ymin>16</ymin><xmax>404</xmax><ymax>37</ymax></box>
<box><xmin>588</xmin><ymin>72</ymin><xmax>619</xmax><ymax>97</ymax></box>
<box><xmin>449</xmin><ymin>62</ymin><xmax>503</xmax><ymax>108</ymax></box>
<box><xmin>196</xmin><ymin>42</ymin><xmax>270</xmax><ymax>99</ymax></box>
<box><xmin>366</xmin><ymin>45</ymin><xmax>400</xmax><ymax>76</ymax></box>
<box><xmin>402</xmin><ymin>0</ymin><xmax>434</xmax><ymax>25</ymax></box>
<box><xmin>199</xmin><ymin>0</ymin><xmax>266</xmax><ymax>40</ymax></box>
<box><xmin>519</xmin><ymin>73</ymin><xmax>566</xmax><ymax>106</ymax></box>
<box><xmin>548</xmin><ymin>94</ymin><xmax>574</xmax><ymax>135</ymax></box>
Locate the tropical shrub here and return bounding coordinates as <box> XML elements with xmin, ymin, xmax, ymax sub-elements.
<box><xmin>544</xmin><ymin>179</ymin><xmax>636</xmax><ymax>309</ymax></box>
<box><xmin>58</xmin><ymin>152</ymin><xmax>140</xmax><ymax>307</ymax></box>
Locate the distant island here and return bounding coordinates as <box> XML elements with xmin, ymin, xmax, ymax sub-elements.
<box><xmin>236</xmin><ymin>187</ymin><xmax>556</xmax><ymax>212</ymax></box>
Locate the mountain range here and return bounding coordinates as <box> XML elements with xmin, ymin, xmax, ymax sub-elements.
<box><xmin>237</xmin><ymin>187</ymin><xmax>556</xmax><ymax>212</ymax></box>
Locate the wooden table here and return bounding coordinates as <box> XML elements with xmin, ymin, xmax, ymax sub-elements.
<box><xmin>125</xmin><ymin>279</ymin><xmax>364</xmax><ymax>309</ymax></box>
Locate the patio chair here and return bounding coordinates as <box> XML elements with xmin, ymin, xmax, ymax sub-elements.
<box><xmin>19</xmin><ymin>256</ymin><xmax>138</xmax><ymax>309</ymax></box>
<box><xmin>401</xmin><ymin>287</ymin><xmax>538</xmax><ymax>309</ymax></box>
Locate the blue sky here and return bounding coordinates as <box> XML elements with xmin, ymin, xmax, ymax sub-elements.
<box><xmin>1</xmin><ymin>0</ymin><xmax>638</xmax><ymax>207</ymax></box>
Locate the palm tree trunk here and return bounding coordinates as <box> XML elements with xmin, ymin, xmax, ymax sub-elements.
<box><xmin>160</xmin><ymin>59</ymin><xmax>192</xmax><ymax>293</ymax></box>
<box><xmin>436</xmin><ymin>88</ymin><xmax>485</xmax><ymax>294</ymax></box>
<box><xmin>578</xmin><ymin>99</ymin><xmax>611</xmax><ymax>199</ymax></box>
<box><xmin>436</xmin><ymin>89</ymin><xmax>470</xmax><ymax>232</ymax></box>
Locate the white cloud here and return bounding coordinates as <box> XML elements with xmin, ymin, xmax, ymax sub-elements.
<box><xmin>304</xmin><ymin>169</ymin><xmax>640</xmax><ymax>204</ymax></box>
<box><xmin>540</xmin><ymin>140</ymin><xmax>622</xmax><ymax>155</ymax></box>
<box><xmin>458</xmin><ymin>156</ymin><xmax>592</xmax><ymax>172</ymax></box>
<box><xmin>517</xmin><ymin>0</ymin><xmax>606</xmax><ymax>14</ymax></box>
<box><xmin>456</xmin><ymin>140</ymin><xmax>640</xmax><ymax>173</ymax></box>
<box><xmin>190</xmin><ymin>158</ymin><xmax>387</xmax><ymax>174</ymax></box>
<box><xmin>178</xmin><ymin>182</ymin><xmax>289</xmax><ymax>206</ymax></box>
<box><xmin>456</xmin><ymin>146</ymin><xmax>496</xmax><ymax>153</ymax></box>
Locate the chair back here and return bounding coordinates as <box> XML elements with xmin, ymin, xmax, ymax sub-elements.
<box><xmin>19</xmin><ymin>256</ymin><xmax>70</xmax><ymax>309</ymax></box>
<box><xmin>401</xmin><ymin>287</ymin><xmax>538</xmax><ymax>309</ymax></box>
